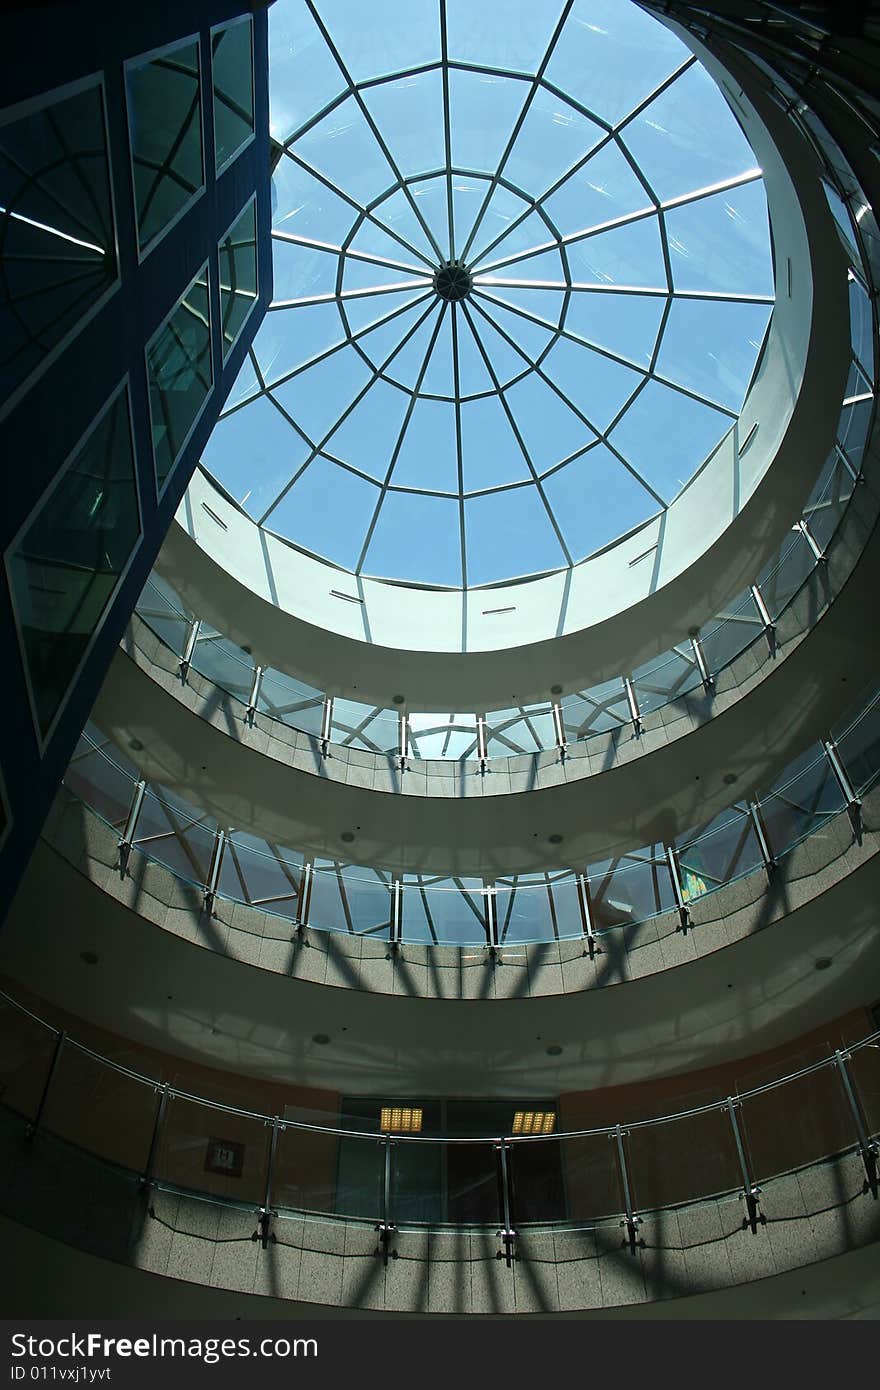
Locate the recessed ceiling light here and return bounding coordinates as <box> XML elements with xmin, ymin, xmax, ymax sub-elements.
<box><xmin>550</xmin><ymin>684</ymin><xmax>563</xmax><ymax>696</ymax></box>
<box><xmin>79</xmin><ymin>951</ymin><xmax>99</xmax><ymax>966</ymax></box>
<box><xmin>340</xmin><ymin>831</ymin><xmax>355</xmax><ymax>843</ymax></box>
<box><xmin>814</xmin><ymin>957</ymin><xmax>833</xmax><ymax>971</ymax></box>
<box><xmin>548</xmin><ymin>833</ymin><xmax>563</xmax><ymax>845</ymax></box>
<box><xmin>129</xmin><ymin>739</ymin><xmax>143</xmax><ymax>752</ymax></box>
<box><xmin>312</xmin><ymin>1033</ymin><xmax>331</xmax><ymax>1045</ymax></box>
<box><xmin>392</xmin><ymin>694</ymin><xmax>405</xmax><ymax>705</ymax></box>
<box><xmin>546</xmin><ymin>1044</ymin><xmax>563</xmax><ymax>1057</ymax></box>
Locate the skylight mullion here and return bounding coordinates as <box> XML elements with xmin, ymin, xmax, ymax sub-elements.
<box><xmin>251</xmin><ymin>289</ymin><xmax>434</xmax><ymax>400</ymax></box>
<box><xmin>469</xmin><ymin>294</ymin><xmax>649</xmax><ymax>483</ymax></box>
<box><xmin>474</xmin><ymin>277</ymin><xmax>774</xmax><ymax>305</ymax></box>
<box><xmin>258</xmin><ymin>295</ymin><xmax>440</xmax><ymax>523</ymax></box>
<box><xmin>459</xmin><ymin>0</ymin><xmax>575</xmax><ymax>265</ymax></box>
<box><xmin>354</xmin><ymin>302</ymin><xmax>449</xmax><ymax>574</ymax></box>
<box><xmin>470</xmin><ymin>285</ymin><xmax>647</xmax><ymax>374</ymax></box>
<box><xmin>286</xmin><ymin>151</ymin><xmax>437</xmax><ymax>269</ymax></box>
<box><xmin>272</xmin><ymin>230</ymin><xmax>426</xmax><ymax>276</ymax></box>
<box><xmin>270</xmin><ymin>277</ymin><xmax>432</xmax><ymax>309</ymax></box>
<box><xmin>470</xmin><ymin>285</ymin><xmax>738</xmax><ymax>419</ymax></box>
<box><xmin>283</xmin><ymin>88</ymin><xmax>350</xmax><ymax>149</ymax></box>
<box><xmin>450</xmin><ymin>304</ymin><xmax>467</xmax><ymax>587</ymax></box>
<box><xmin>462</xmin><ymin>301</ymin><xmax>574</xmax><ymax>567</ymax></box>
<box><xmin>439</xmin><ymin>0</ymin><xmax>455</xmax><ymax>260</ymax></box>
<box><xmin>476</xmin><ymin>169</ymin><xmax>765</xmax><ymax>276</ymax></box>
<box><xmin>304</xmin><ymin>0</ymin><xmax>446</xmax><ymax>264</ymax></box>
<box><xmin>470</xmin><ymin>298</ymin><xmax>668</xmax><ymax>509</ymax></box>
<box><xmin>467</xmin><ymin>55</ymin><xmax>697</xmax><ymax>271</ymax></box>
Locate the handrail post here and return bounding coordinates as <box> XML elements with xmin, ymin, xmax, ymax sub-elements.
<box><xmin>253</xmin><ymin>1117</ymin><xmax>280</xmax><ymax>1249</ymax></box>
<box><xmin>485</xmin><ymin>884</ymin><xmax>499</xmax><ymax>960</ymax></box>
<box><xmin>796</xmin><ymin>517</ymin><xmax>826</xmax><ymax>565</ymax></box>
<box><xmin>295</xmin><ymin>860</ymin><xmax>313</xmax><ymax>936</ymax></box>
<box><xmin>833</xmin><ymin>1050</ymin><xmax>878</xmax><ymax>1197</ymax></box>
<box><xmin>375</xmin><ymin>1135</ymin><xmax>397</xmax><ymax>1265</ymax></box>
<box><xmin>476</xmin><ymin>714</ymin><xmax>488</xmax><ymax>773</ymax></box>
<box><xmin>179</xmin><ymin>618</ymin><xmax>201</xmax><ymax>683</ymax></box>
<box><xmin>749</xmin><ymin>799</ymin><xmax>777</xmax><ymax>876</ymax></box>
<box><xmin>725</xmin><ymin>1097</ymin><xmax>763</xmax><ymax>1233</ymax></box>
<box><xmin>750</xmin><ymin>583</ymin><xmax>776</xmax><ymax>655</ymax></box>
<box><xmin>613</xmin><ymin>1124</ymin><xmax>641</xmax><ymax>1254</ymax></box>
<box><xmin>823</xmin><ymin>738</ymin><xmax>863</xmax><ymax>840</ymax></box>
<box><xmin>388</xmin><ymin>878</ymin><xmax>402</xmax><ymax>955</ymax></box>
<box><xmin>665</xmin><ymin>845</ymin><xmax>690</xmax><ymax>933</ymax></box>
<box><xmin>320</xmin><ymin>697</ymin><xmax>333</xmax><ymax>756</ymax></box>
<box><xmin>552</xmin><ymin>701</ymin><xmax>567</xmax><ymax>759</ymax></box>
<box><xmin>690</xmin><ymin>633</ymin><xmax>715</xmax><ymax>692</ymax></box>
<box><xmin>398</xmin><ymin>712</ymin><xmax>409</xmax><ymax>771</ymax></box>
<box><xmin>117</xmin><ymin>778</ymin><xmax>146</xmax><ymax>878</ymax></box>
<box><xmin>577</xmin><ymin>873</ymin><xmax>598</xmax><ymax>960</ymax></box>
<box><xmin>495</xmin><ymin>1138</ymin><xmax>517</xmax><ymax>1267</ymax></box>
<box><xmin>141</xmin><ymin>1082</ymin><xmax>169</xmax><ymax>1193</ymax></box>
<box><xmin>624</xmin><ymin>677</ymin><xmax>642</xmax><ymax>737</ymax></box>
<box><xmin>245</xmin><ymin>665</ymin><xmax>263</xmax><ymax>727</ymax></box>
<box><xmin>204</xmin><ymin>829</ymin><xmax>226</xmax><ymax>916</ymax></box>
<box><xmin>27</xmin><ymin>1030</ymin><xmax>66</xmax><ymax>1139</ymax></box>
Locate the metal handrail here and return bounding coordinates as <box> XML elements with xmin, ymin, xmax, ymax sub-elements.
<box><xmin>3</xmin><ymin>986</ymin><xmax>876</xmax><ymax>1146</ymax></box>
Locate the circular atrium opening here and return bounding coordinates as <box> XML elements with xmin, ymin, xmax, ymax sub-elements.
<box><xmin>203</xmin><ymin>0</ymin><xmax>777</xmax><ymax>599</ymax></box>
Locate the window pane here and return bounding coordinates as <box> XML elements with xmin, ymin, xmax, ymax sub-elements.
<box><xmin>9</xmin><ymin>389</ymin><xmax>139</xmax><ymax>738</ymax></box>
<box><xmin>0</xmin><ymin>83</ymin><xmax>116</xmax><ymax>409</ymax></box>
<box><xmin>212</xmin><ymin>18</ymin><xmax>254</xmax><ymax>170</ymax></box>
<box><xmin>219</xmin><ymin>200</ymin><xmax>257</xmax><ymax>360</ymax></box>
<box><xmin>147</xmin><ymin>265</ymin><xmax>212</xmax><ymax>486</ymax></box>
<box><xmin>127</xmin><ymin>39</ymin><xmax>204</xmax><ymax>250</ymax></box>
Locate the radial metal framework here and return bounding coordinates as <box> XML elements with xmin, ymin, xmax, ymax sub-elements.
<box><xmin>204</xmin><ymin>0</ymin><xmax>776</xmax><ymax>590</ymax></box>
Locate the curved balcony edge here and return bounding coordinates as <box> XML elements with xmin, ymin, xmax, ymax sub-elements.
<box><xmin>38</xmin><ymin>752</ymin><xmax>880</xmax><ymax>1001</ymax></box>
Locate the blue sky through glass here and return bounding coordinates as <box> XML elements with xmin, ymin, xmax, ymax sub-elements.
<box><xmin>204</xmin><ymin>0</ymin><xmax>775</xmax><ymax>589</ymax></box>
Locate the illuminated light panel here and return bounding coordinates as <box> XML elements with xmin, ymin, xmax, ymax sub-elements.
<box><xmin>511</xmin><ymin>1110</ymin><xmax>557</xmax><ymax>1135</ymax></box>
<box><xmin>380</xmin><ymin>1105</ymin><xmax>423</xmax><ymax>1133</ymax></box>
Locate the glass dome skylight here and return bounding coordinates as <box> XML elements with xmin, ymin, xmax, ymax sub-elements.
<box><xmin>204</xmin><ymin>0</ymin><xmax>775</xmax><ymax>590</ymax></box>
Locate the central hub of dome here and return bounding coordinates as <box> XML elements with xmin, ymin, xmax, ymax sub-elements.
<box><xmin>433</xmin><ymin>259</ymin><xmax>472</xmax><ymax>303</ymax></box>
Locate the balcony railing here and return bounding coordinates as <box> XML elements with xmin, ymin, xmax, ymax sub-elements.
<box><xmin>1</xmin><ymin>989</ymin><xmax>877</xmax><ymax>1260</ymax></box>
<box><xmin>62</xmin><ymin>677</ymin><xmax>879</xmax><ymax>949</ymax></box>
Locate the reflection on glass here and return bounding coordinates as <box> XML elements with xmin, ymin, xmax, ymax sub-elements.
<box><xmin>760</xmin><ymin>746</ymin><xmax>846</xmax><ymax>858</ymax></box>
<box><xmin>259</xmin><ymin>667</ymin><xmax>324</xmax><ymax>736</ymax></box>
<box><xmin>310</xmin><ymin>861</ymin><xmax>392</xmax><ymax>937</ymax></box>
<box><xmin>212</xmin><ymin>17</ymin><xmax>254</xmax><ymax>170</ymax></box>
<box><xmin>135</xmin><ymin>572</ymin><xmax>193</xmax><ymax>654</ymax></box>
<box><xmin>219</xmin><ymin>199</ymin><xmax>258</xmax><ymax>360</ymax></box>
<box><xmin>400</xmin><ymin>876</ymin><xmax>488</xmax><ymax>945</ymax></box>
<box><xmin>131</xmin><ymin>786</ymin><xmax>217</xmax><ymax>882</ymax></box>
<box><xmin>9</xmin><ymin>389</ymin><xmax>139</xmax><ymax>739</ymax></box>
<box><xmin>0</xmin><ymin>82</ymin><xmax>116</xmax><ymax>410</ymax></box>
<box><xmin>330</xmin><ymin>697</ymin><xmax>399</xmax><ymax>755</ymax></box>
<box><xmin>189</xmin><ymin>625</ymin><xmax>252</xmax><ymax>702</ymax></box>
<box><xmin>65</xmin><ymin>726</ymin><xmax>140</xmax><ymax>832</ymax></box>
<box><xmin>127</xmin><ymin>39</ymin><xmax>203</xmax><ymax>250</ymax></box>
<box><xmin>147</xmin><ymin>264</ymin><xmax>212</xmax><ymax>487</ymax></box>
<box><xmin>221</xmin><ymin>832</ymin><xmax>304</xmax><ymax>916</ymax></box>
